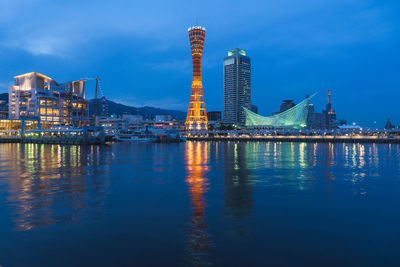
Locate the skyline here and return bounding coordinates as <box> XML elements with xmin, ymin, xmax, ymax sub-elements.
<box><xmin>0</xmin><ymin>0</ymin><xmax>399</xmax><ymax>127</ymax></box>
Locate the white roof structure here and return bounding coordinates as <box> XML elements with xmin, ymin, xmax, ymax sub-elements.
<box><xmin>188</xmin><ymin>26</ymin><xmax>206</xmax><ymax>32</ymax></box>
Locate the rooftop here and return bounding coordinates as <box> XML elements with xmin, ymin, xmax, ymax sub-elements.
<box><xmin>228</xmin><ymin>48</ymin><xmax>247</xmax><ymax>56</ymax></box>
<box><xmin>14</xmin><ymin>72</ymin><xmax>53</xmax><ymax>81</ymax></box>
<box><xmin>188</xmin><ymin>26</ymin><xmax>206</xmax><ymax>32</ymax></box>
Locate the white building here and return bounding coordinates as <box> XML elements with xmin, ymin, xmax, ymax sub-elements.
<box><xmin>122</xmin><ymin>114</ymin><xmax>143</xmax><ymax>124</ymax></box>
<box><xmin>9</xmin><ymin>72</ymin><xmax>88</xmax><ymax>127</ymax></box>
<box><xmin>155</xmin><ymin>115</ymin><xmax>171</xmax><ymax>122</ymax></box>
<box><xmin>97</xmin><ymin>117</ymin><xmax>128</xmax><ymax>133</ymax></box>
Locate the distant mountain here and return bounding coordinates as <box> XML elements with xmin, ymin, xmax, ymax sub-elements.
<box><xmin>0</xmin><ymin>93</ymin><xmax>186</xmax><ymax>120</ymax></box>
<box><xmin>90</xmin><ymin>98</ymin><xmax>186</xmax><ymax>120</ymax></box>
<box><xmin>0</xmin><ymin>93</ymin><xmax>8</xmax><ymax>103</ymax></box>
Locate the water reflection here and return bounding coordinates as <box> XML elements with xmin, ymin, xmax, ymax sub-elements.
<box><xmin>184</xmin><ymin>141</ymin><xmax>213</xmax><ymax>266</ymax></box>
<box><xmin>221</xmin><ymin>142</ymin><xmax>398</xmax><ymax>194</ymax></box>
<box><xmin>0</xmin><ymin>143</ymin><xmax>111</xmax><ymax>231</ymax></box>
<box><xmin>223</xmin><ymin>142</ymin><xmax>253</xmax><ymax>235</ymax></box>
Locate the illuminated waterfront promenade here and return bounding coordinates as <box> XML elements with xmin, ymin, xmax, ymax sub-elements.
<box><xmin>0</xmin><ymin>127</ymin><xmax>105</xmax><ymax>145</ymax></box>
<box><xmin>185</xmin><ymin>129</ymin><xmax>400</xmax><ymax>143</ymax></box>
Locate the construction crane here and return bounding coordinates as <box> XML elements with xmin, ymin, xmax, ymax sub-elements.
<box><xmin>80</xmin><ymin>77</ymin><xmax>108</xmax><ymax>126</ymax></box>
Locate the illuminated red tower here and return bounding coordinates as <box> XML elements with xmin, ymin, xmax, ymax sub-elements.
<box><xmin>185</xmin><ymin>26</ymin><xmax>208</xmax><ymax>131</ymax></box>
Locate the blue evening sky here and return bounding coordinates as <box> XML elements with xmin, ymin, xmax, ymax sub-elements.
<box><xmin>0</xmin><ymin>0</ymin><xmax>399</xmax><ymax>126</ymax></box>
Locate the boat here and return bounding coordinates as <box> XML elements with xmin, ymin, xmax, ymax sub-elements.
<box><xmin>157</xmin><ymin>132</ymin><xmax>186</xmax><ymax>143</ymax></box>
<box><xmin>115</xmin><ymin>130</ymin><xmax>158</xmax><ymax>142</ymax></box>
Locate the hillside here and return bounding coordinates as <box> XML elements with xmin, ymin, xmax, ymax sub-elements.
<box><xmin>89</xmin><ymin>98</ymin><xmax>186</xmax><ymax>120</ymax></box>
<box><xmin>0</xmin><ymin>93</ymin><xmax>186</xmax><ymax>120</ymax></box>
<box><xmin>0</xmin><ymin>93</ymin><xmax>8</xmax><ymax>102</ymax></box>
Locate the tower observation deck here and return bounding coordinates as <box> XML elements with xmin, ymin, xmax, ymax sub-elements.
<box><xmin>185</xmin><ymin>26</ymin><xmax>208</xmax><ymax>131</ymax></box>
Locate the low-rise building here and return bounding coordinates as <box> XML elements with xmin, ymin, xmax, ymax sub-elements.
<box><xmin>123</xmin><ymin>114</ymin><xmax>143</xmax><ymax>125</ymax></box>
<box><xmin>155</xmin><ymin>115</ymin><xmax>172</xmax><ymax>122</ymax></box>
<box><xmin>97</xmin><ymin>117</ymin><xmax>128</xmax><ymax>134</ymax></box>
<box><xmin>0</xmin><ymin>99</ymin><xmax>8</xmax><ymax>118</ymax></box>
<box><xmin>207</xmin><ymin>111</ymin><xmax>221</xmax><ymax>122</ymax></box>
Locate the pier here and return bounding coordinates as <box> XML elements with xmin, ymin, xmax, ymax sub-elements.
<box><xmin>187</xmin><ymin>135</ymin><xmax>400</xmax><ymax>143</ymax></box>
<box><xmin>0</xmin><ymin>127</ymin><xmax>105</xmax><ymax>145</ymax></box>
<box><xmin>185</xmin><ymin>129</ymin><xmax>400</xmax><ymax>144</ymax></box>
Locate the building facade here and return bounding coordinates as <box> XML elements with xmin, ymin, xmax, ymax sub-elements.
<box><xmin>223</xmin><ymin>48</ymin><xmax>251</xmax><ymax>126</ymax></box>
<box><xmin>323</xmin><ymin>89</ymin><xmax>337</xmax><ymax>129</ymax></box>
<box><xmin>155</xmin><ymin>115</ymin><xmax>172</xmax><ymax>122</ymax></box>
<box><xmin>9</xmin><ymin>72</ymin><xmax>88</xmax><ymax>127</ymax></box>
<box><xmin>306</xmin><ymin>90</ymin><xmax>345</xmax><ymax>129</ymax></box>
<box><xmin>0</xmin><ymin>98</ymin><xmax>8</xmax><ymax>118</ymax></box>
<box><xmin>185</xmin><ymin>26</ymin><xmax>208</xmax><ymax>131</ymax></box>
<box><xmin>207</xmin><ymin>111</ymin><xmax>221</xmax><ymax>122</ymax></box>
<box><xmin>250</xmin><ymin>105</ymin><xmax>258</xmax><ymax>114</ymax></box>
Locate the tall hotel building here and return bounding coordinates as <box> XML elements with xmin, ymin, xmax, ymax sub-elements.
<box><xmin>9</xmin><ymin>72</ymin><xmax>89</xmax><ymax>127</ymax></box>
<box><xmin>185</xmin><ymin>26</ymin><xmax>208</xmax><ymax>131</ymax></box>
<box><xmin>223</xmin><ymin>48</ymin><xmax>251</xmax><ymax>126</ymax></box>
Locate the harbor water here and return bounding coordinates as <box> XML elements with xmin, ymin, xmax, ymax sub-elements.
<box><xmin>1</xmin><ymin>142</ymin><xmax>400</xmax><ymax>266</ymax></box>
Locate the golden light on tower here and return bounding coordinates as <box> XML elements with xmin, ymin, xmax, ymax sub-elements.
<box><xmin>185</xmin><ymin>26</ymin><xmax>208</xmax><ymax>131</ymax></box>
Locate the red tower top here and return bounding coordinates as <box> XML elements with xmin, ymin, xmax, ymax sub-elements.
<box><xmin>188</xmin><ymin>26</ymin><xmax>206</xmax><ymax>80</ymax></box>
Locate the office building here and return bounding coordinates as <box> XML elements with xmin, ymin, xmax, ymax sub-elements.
<box><xmin>250</xmin><ymin>105</ymin><xmax>258</xmax><ymax>114</ymax></box>
<box><xmin>307</xmin><ymin>90</ymin><xmax>345</xmax><ymax>129</ymax></box>
<box><xmin>323</xmin><ymin>89</ymin><xmax>337</xmax><ymax>129</ymax></box>
<box><xmin>207</xmin><ymin>111</ymin><xmax>221</xmax><ymax>122</ymax></box>
<box><xmin>223</xmin><ymin>48</ymin><xmax>251</xmax><ymax>126</ymax></box>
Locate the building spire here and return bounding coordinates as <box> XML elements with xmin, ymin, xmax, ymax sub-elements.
<box><xmin>327</xmin><ymin>89</ymin><xmax>331</xmax><ymax>105</ymax></box>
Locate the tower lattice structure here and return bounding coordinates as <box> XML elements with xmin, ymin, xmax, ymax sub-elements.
<box><xmin>185</xmin><ymin>26</ymin><xmax>208</xmax><ymax>131</ymax></box>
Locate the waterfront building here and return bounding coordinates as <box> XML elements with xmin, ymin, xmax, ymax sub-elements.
<box><xmin>306</xmin><ymin>90</ymin><xmax>345</xmax><ymax>128</ymax></box>
<box><xmin>97</xmin><ymin>117</ymin><xmax>128</xmax><ymax>134</ymax></box>
<box><xmin>307</xmin><ymin>110</ymin><xmax>327</xmax><ymax>128</ymax></box>
<box><xmin>0</xmin><ymin>118</ymin><xmax>40</xmax><ymax>134</ymax></box>
<box><xmin>273</xmin><ymin>100</ymin><xmax>295</xmax><ymax>115</ymax></box>
<box><xmin>9</xmin><ymin>72</ymin><xmax>88</xmax><ymax>127</ymax></box>
<box><xmin>385</xmin><ymin>118</ymin><xmax>395</xmax><ymax>129</ymax></box>
<box><xmin>122</xmin><ymin>114</ymin><xmax>143</xmax><ymax>125</ymax></box>
<box><xmin>0</xmin><ymin>99</ymin><xmax>8</xmax><ymax>118</ymax></box>
<box><xmin>245</xmin><ymin>94</ymin><xmax>315</xmax><ymax>128</ymax></box>
<box><xmin>185</xmin><ymin>26</ymin><xmax>208</xmax><ymax>131</ymax></box>
<box><xmin>323</xmin><ymin>89</ymin><xmax>337</xmax><ymax>129</ymax></box>
<box><xmin>223</xmin><ymin>48</ymin><xmax>251</xmax><ymax>126</ymax></box>
<box><xmin>207</xmin><ymin>111</ymin><xmax>221</xmax><ymax>122</ymax></box>
<box><xmin>152</xmin><ymin>120</ymin><xmax>185</xmax><ymax>130</ymax></box>
<box><xmin>155</xmin><ymin>115</ymin><xmax>172</xmax><ymax>122</ymax></box>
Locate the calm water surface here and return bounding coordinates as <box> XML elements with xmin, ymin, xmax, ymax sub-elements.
<box><xmin>1</xmin><ymin>142</ymin><xmax>400</xmax><ymax>266</ymax></box>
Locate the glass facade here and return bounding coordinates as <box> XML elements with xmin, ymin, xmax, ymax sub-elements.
<box><xmin>223</xmin><ymin>48</ymin><xmax>251</xmax><ymax>126</ymax></box>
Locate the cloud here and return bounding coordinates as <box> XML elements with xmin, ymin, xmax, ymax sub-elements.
<box><xmin>0</xmin><ymin>0</ymin><xmax>396</xmax><ymax>58</ymax></box>
<box><xmin>0</xmin><ymin>0</ymin><xmax>186</xmax><ymax>56</ymax></box>
<box><xmin>4</xmin><ymin>36</ymin><xmax>71</xmax><ymax>57</ymax></box>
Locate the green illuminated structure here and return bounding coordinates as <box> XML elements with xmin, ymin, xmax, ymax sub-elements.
<box><xmin>244</xmin><ymin>93</ymin><xmax>316</xmax><ymax>128</ymax></box>
<box><xmin>227</xmin><ymin>48</ymin><xmax>246</xmax><ymax>57</ymax></box>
